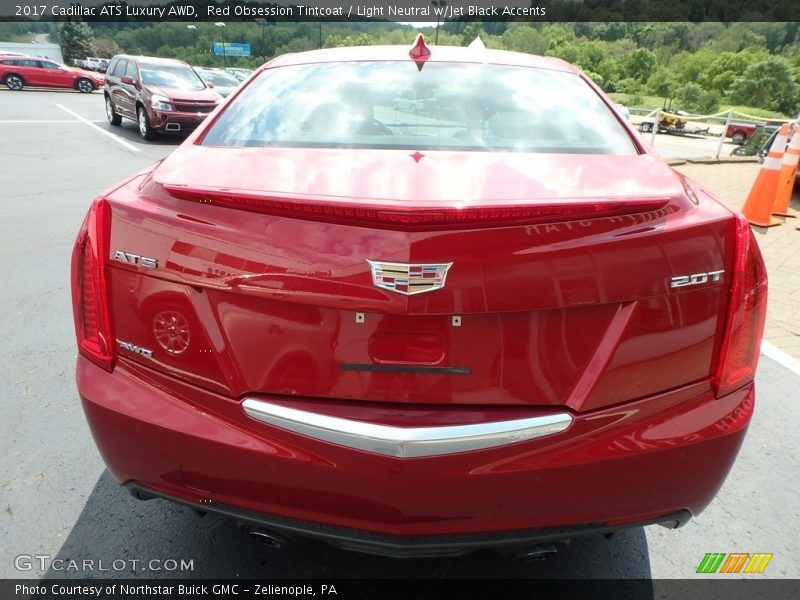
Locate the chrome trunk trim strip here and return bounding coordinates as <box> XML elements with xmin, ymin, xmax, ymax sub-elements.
<box><xmin>242</xmin><ymin>399</ymin><xmax>572</xmax><ymax>458</ymax></box>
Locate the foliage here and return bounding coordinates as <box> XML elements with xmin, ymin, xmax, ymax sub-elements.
<box><xmin>729</xmin><ymin>57</ymin><xmax>799</xmax><ymax>115</ymax></box>
<box><xmin>461</xmin><ymin>23</ymin><xmax>486</xmax><ymax>47</ymax></box>
<box><xmin>615</xmin><ymin>77</ymin><xmax>643</xmax><ymax>95</ymax></box>
<box><xmin>501</xmin><ymin>25</ymin><xmax>549</xmax><ymax>55</ymax></box>
<box><xmin>59</xmin><ymin>21</ymin><xmax>96</xmax><ymax>63</ymax></box>
<box><xmin>646</xmin><ymin>67</ymin><xmax>676</xmax><ymax>99</ymax></box>
<box><xmin>675</xmin><ymin>82</ymin><xmax>721</xmax><ymax>114</ymax></box>
<box><xmin>93</xmin><ymin>38</ymin><xmax>120</xmax><ymax>59</ymax></box>
<box><xmin>0</xmin><ymin>21</ymin><xmax>53</xmax><ymax>42</ymax></box>
<box><xmin>703</xmin><ymin>51</ymin><xmax>766</xmax><ymax>95</ymax></box>
<box><xmin>625</xmin><ymin>48</ymin><xmax>657</xmax><ymax>82</ymax></box>
<box><xmin>39</xmin><ymin>21</ymin><xmax>800</xmax><ymax>118</ymax></box>
<box><xmin>326</xmin><ymin>33</ymin><xmax>373</xmax><ymax>48</ymax></box>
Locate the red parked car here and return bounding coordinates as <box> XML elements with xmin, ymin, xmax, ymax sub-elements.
<box><xmin>0</xmin><ymin>54</ymin><xmax>104</xmax><ymax>92</ymax></box>
<box><xmin>71</xmin><ymin>39</ymin><xmax>767</xmax><ymax>558</ymax></box>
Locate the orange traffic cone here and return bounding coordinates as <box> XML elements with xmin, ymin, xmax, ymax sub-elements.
<box><xmin>773</xmin><ymin>125</ymin><xmax>799</xmax><ymax>218</ymax></box>
<box><xmin>741</xmin><ymin>124</ymin><xmax>787</xmax><ymax>227</ymax></box>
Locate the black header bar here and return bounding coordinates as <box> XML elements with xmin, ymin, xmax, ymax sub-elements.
<box><xmin>2</xmin><ymin>0</ymin><xmax>800</xmax><ymax>22</ymax></box>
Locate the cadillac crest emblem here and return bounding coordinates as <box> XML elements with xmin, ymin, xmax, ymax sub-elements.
<box><xmin>366</xmin><ymin>260</ymin><xmax>453</xmax><ymax>296</ymax></box>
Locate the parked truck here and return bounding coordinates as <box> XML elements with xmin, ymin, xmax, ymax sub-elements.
<box><xmin>725</xmin><ymin>121</ymin><xmax>762</xmax><ymax>145</ymax></box>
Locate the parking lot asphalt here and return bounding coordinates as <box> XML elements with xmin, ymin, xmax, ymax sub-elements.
<box><xmin>1</xmin><ymin>89</ymin><xmax>798</xmax><ymax>583</ymax></box>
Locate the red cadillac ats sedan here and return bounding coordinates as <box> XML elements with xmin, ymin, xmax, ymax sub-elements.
<box><xmin>71</xmin><ymin>38</ymin><xmax>767</xmax><ymax>558</ymax></box>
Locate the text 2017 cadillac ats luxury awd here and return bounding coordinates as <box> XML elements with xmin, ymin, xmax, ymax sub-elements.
<box><xmin>71</xmin><ymin>39</ymin><xmax>767</xmax><ymax>558</ymax></box>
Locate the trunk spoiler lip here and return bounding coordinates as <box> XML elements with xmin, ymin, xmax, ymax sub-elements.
<box><xmin>161</xmin><ymin>183</ymin><xmax>672</xmax><ymax>231</ymax></box>
<box><xmin>242</xmin><ymin>398</ymin><xmax>572</xmax><ymax>458</ymax></box>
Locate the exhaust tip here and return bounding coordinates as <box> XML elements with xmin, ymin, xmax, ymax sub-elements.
<box><xmin>657</xmin><ymin>519</ymin><xmax>681</xmax><ymax>530</ymax></box>
<box><xmin>516</xmin><ymin>543</ymin><xmax>559</xmax><ymax>563</ymax></box>
<box><xmin>248</xmin><ymin>528</ymin><xmax>285</xmax><ymax>549</ymax></box>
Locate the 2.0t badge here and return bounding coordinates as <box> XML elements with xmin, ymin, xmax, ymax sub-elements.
<box><xmin>367</xmin><ymin>260</ymin><xmax>453</xmax><ymax>296</ymax></box>
<box><xmin>670</xmin><ymin>270</ymin><xmax>724</xmax><ymax>288</ymax></box>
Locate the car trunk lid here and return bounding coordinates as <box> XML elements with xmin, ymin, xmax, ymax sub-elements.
<box><xmin>106</xmin><ymin>148</ymin><xmax>734</xmax><ymax>412</ymax></box>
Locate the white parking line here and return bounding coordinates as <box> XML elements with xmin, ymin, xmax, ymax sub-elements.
<box><xmin>0</xmin><ymin>119</ymin><xmax>105</xmax><ymax>123</ymax></box>
<box><xmin>56</xmin><ymin>104</ymin><xmax>140</xmax><ymax>153</ymax></box>
<box><xmin>761</xmin><ymin>340</ymin><xmax>800</xmax><ymax>377</ymax></box>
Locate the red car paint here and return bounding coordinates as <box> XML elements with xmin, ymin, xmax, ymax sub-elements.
<box><xmin>0</xmin><ymin>54</ymin><xmax>104</xmax><ymax>92</ymax></box>
<box><xmin>726</xmin><ymin>122</ymin><xmax>761</xmax><ymax>144</ymax></box>
<box><xmin>71</xmin><ymin>43</ymin><xmax>767</xmax><ymax>556</ymax></box>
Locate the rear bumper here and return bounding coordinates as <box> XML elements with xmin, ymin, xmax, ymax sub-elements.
<box><xmin>78</xmin><ymin>355</ymin><xmax>753</xmax><ymax>552</ymax></box>
<box><xmin>127</xmin><ymin>480</ymin><xmax>691</xmax><ymax>557</ymax></box>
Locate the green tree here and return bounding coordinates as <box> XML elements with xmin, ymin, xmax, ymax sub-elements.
<box><xmin>596</xmin><ymin>58</ymin><xmax>623</xmax><ymax>91</ymax></box>
<box><xmin>748</xmin><ymin>22</ymin><xmax>789</xmax><ymax>53</ymax></box>
<box><xmin>598</xmin><ymin>22</ymin><xmax>628</xmax><ymax>42</ymax></box>
<box><xmin>646</xmin><ymin>66</ymin><xmax>676</xmax><ymax>99</ymax></box>
<box><xmin>584</xmin><ymin>71</ymin><xmax>604</xmax><ymax>88</ymax></box>
<box><xmin>59</xmin><ymin>21</ymin><xmax>96</xmax><ymax>63</ymax></box>
<box><xmin>576</xmin><ymin>41</ymin><xmax>606</xmax><ymax>73</ymax></box>
<box><xmin>93</xmin><ymin>38</ymin><xmax>120</xmax><ymax>59</ymax></box>
<box><xmin>323</xmin><ymin>33</ymin><xmax>347</xmax><ymax>49</ymax></box>
<box><xmin>698</xmin><ymin>90</ymin><xmax>722</xmax><ymax>114</ymax></box>
<box><xmin>673</xmin><ymin>49</ymin><xmax>714</xmax><ymax>85</ymax></box>
<box><xmin>676</xmin><ymin>82</ymin><xmax>720</xmax><ymax>114</ymax></box>
<box><xmin>705</xmin><ymin>51</ymin><xmax>766</xmax><ymax>96</ymax></box>
<box><xmin>324</xmin><ymin>33</ymin><xmax>372</xmax><ymax>48</ymax></box>
<box><xmin>542</xmin><ymin>27</ymin><xmax>578</xmax><ymax>63</ymax></box>
<box><xmin>625</xmin><ymin>48</ymin><xmax>656</xmax><ymax>82</ymax></box>
<box><xmin>711</xmin><ymin>24</ymin><xmax>767</xmax><ymax>53</ymax></box>
<box><xmin>630</xmin><ymin>24</ymin><xmax>656</xmax><ymax>49</ymax></box>
<box><xmin>687</xmin><ymin>23</ymin><xmax>725</xmax><ymax>50</ymax></box>
<box><xmin>343</xmin><ymin>33</ymin><xmax>373</xmax><ymax>47</ymax></box>
<box><xmin>730</xmin><ymin>57</ymin><xmax>799</xmax><ymax>115</ymax></box>
<box><xmin>616</xmin><ymin>77</ymin><xmax>643</xmax><ymax>94</ymax></box>
<box><xmin>541</xmin><ymin>24</ymin><xmax>578</xmax><ymax>62</ymax></box>
<box><xmin>278</xmin><ymin>37</ymin><xmax>316</xmax><ymax>54</ymax></box>
<box><xmin>462</xmin><ymin>23</ymin><xmax>485</xmax><ymax>47</ymax></box>
<box><xmin>658</xmin><ymin>23</ymin><xmax>691</xmax><ymax>51</ymax></box>
<box><xmin>501</xmin><ymin>25</ymin><xmax>548</xmax><ymax>55</ymax></box>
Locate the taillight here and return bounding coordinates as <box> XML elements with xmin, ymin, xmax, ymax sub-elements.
<box><xmin>70</xmin><ymin>199</ymin><xmax>114</xmax><ymax>371</ymax></box>
<box><xmin>712</xmin><ymin>215</ymin><xmax>768</xmax><ymax>397</ymax></box>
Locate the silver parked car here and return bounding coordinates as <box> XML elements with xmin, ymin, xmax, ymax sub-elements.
<box><xmin>193</xmin><ymin>67</ymin><xmax>241</xmax><ymax>98</ymax></box>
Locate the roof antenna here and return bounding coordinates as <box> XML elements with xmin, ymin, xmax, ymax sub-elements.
<box><xmin>409</xmin><ymin>34</ymin><xmax>432</xmax><ymax>71</ymax></box>
<box><xmin>467</xmin><ymin>36</ymin><xmax>486</xmax><ymax>50</ymax></box>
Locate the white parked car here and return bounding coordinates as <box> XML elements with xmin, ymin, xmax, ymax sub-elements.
<box><xmin>83</xmin><ymin>57</ymin><xmax>109</xmax><ymax>72</ymax></box>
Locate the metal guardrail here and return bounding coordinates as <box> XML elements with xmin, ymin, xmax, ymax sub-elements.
<box><xmin>626</xmin><ymin>106</ymin><xmax>795</xmax><ymax>158</ymax></box>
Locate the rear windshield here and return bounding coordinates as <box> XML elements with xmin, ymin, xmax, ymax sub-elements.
<box><xmin>201</xmin><ymin>61</ymin><xmax>637</xmax><ymax>154</ymax></box>
<box><xmin>140</xmin><ymin>62</ymin><xmax>206</xmax><ymax>90</ymax></box>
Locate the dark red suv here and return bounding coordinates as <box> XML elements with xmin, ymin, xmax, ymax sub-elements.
<box><xmin>104</xmin><ymin>55</ymin><xmax>221</xmax><ymax>140</ymax></box>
